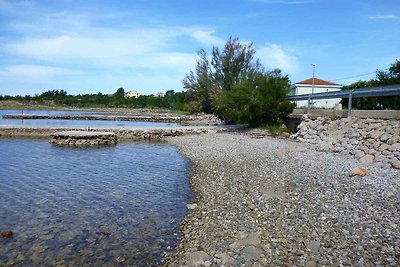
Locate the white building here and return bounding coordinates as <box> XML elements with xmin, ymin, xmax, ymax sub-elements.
<box><xmin>289</xmin><ymin>78</ymin><xmax>342</xmax><ymax>108</ymax></box>
<box><xmin>124</xmin><ymin>90</ymin><xmax>140</xmax><ymax>98</ymax></box>
<box><xmin>154</xmin><ymin>92</ymin><xmax>165</xmax><ymax>97</ymax></box>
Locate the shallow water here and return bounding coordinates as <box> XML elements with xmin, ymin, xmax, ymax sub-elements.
<box><xmin>0</xmin><ymin>139</ymin><xmax>192</xmax><ymax>266</ymax></box>
<box><xmin>0</xmin><ymin>109</ymin><xmax>179</xmax><ymax>127</ymax></box>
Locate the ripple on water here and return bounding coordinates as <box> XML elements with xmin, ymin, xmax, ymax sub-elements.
<box><xmin>0</xmin><ymin>138</ymin><xmax>192</xmax><ymax>266</ymax></box>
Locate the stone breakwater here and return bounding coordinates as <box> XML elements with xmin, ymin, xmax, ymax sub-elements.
<box><xmin>2</xmin><ymin>113</ymin><xmax>223</xmax><ymax>125</ymax></box>
<box><xmin>291</xmin><ymin>116</ymin><xmax>400</xmax><ymax>169</ymax></box>
<box><xmin>0</xmin><ymin>126</ymin><xmax>215</xmax><ymax>140</ymax></box>
<box><xmin>163</xmin><ymin>133</ymin><xmax>400</xmax><ymax>266</ymax></box>
<box><xmin>2</xmin><ymin>114</ymin><xmax>185</xmax><ymax>122</ymax></box>
<box><xmin>50</xmin><ymin>131</ymin><xmax>117</xmax><ymax>146</ymax></box>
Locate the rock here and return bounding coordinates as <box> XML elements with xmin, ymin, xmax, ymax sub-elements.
<box><xmin>380</xmin><ymin>133</ymin><xmax>391</xmax><ymax>142</ymax></box>
<box><xmin>359</xmin><ymin>155</ymin><xmax>374</xmax><ymax>164</ymax></box>
<box><xmin>378</xmin><ymin>144</ymin><xmax>390</xmax><ymax>151</ymax></box>
<box><xmin>241</xmin><ymin>245</ymin><xmax>263</xmax><ymax>261</ymax></box>
<box><xmin>350</xmin><ymin>167</ymin><xmax>368</xmax><ymax>177</ymax></box>
<box><xmin>354</xmin><ymin>150</ymin><xmax>365</xmax><ymax>159</ymax></box>
<box><xmin>101</xmin><ymin>229</ymin><xmax>110</xmax><ymax>236</ymax></box>
<box><xmin>304</xmin><ymin>240</ymin><xmax>321</xmax><ymax>254</ymax></box>
<box><xmin>116</xmin><ymin>256</ymin><xmax>125</xmax><ymax>263</ymax></box>
<box><xmin>215</xmin><ymin>252</ymin><xmax>236</xmax><ymax>266</ymax></box>
<box><xmin>1</xmin><ymin>230</ymin><xmax>13</xmax><ymax>238</ymax></box>
<box><xmin>389</xmin><ymin>143</ymin><xmax>400</xmax><ymax>152</ymax></box>
<box><xmin>387</xmin><ymin>138</ymin><xmax>398</xmax><ymax>145</ymax></box>
<box><xmin>236</xmin><ymin>232</ymin><xmax>261</xmax><ymax>246</ymax></box>
<box><xmin>186</xmin><ymin>203</ymin><xmax>198</xmax><ymax>210</ymax></box>
<box><xmin>368</xmin><ymin>123</ymin><xmax>382</xmax><ymax>130</ymax></box>
<box><xmin>392</xmin><ymin>160</ymin><xmax>400</xmax><ymax>169</ymax></box>
<box><xmin>184</xmin><ymin>251</ymin><xmax>210</xmax><ymax>266</ymax></box>
<box><xmin>306</xmin><ymin>260</ymin><xmax>318</xmax><ymax>267</ymax></box>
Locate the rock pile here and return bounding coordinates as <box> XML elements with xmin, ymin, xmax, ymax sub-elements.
<box><xmin>50</xmin><ymin>131</ymin><xmax>117</xmax><ymax>146</ymax></box>
<box><xmin>291</xmin><ymin>116</ymin><xmax>400</xmax><ymax>169</ymax></box>
<box><xmin>0</xmin><ymin>126</ymin><xmax>214</xmax><ymax>140</ymax></box>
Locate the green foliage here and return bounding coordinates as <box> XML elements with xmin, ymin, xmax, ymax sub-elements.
<box><xmin>0</xmin><ymin>88</ymin><xmax>186</xmax><ymax>110</ymax></box>
<box><xmin>215</xmin><ymin>70</ymin><xmax>294</xmax><ymax>127</ymax></box>
<box><xmin>114</xmin><ymin>87</ymin><xmax>125</xmax><ymax>98</ymax></box>
<box><xmin>341</xmin><ymin>59</ymin><xmax>400</xmax><ymax>110</ymax></box>
<box><xmin>261</xmin><ymin>123</ymin><xmax>290</xmax><ymax>137</ymax></box>
<box><xmin>183</xmin><ymin>49</ymin><xmax>215</xmax><ymax>113</ymax></box>
<box><xmin>184</xmin><ymin>36</ymin><xmax>294</xmax><ymax>126</ymax></box>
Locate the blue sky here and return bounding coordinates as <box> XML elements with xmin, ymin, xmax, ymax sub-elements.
<box><xmin>0</xmin><ymin>0</ymin><xmax>399</xmax><ymax>96</ymax></box>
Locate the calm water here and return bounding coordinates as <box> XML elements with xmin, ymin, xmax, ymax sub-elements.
<box><xmin>0</xmin><ymin>110</ymin><xmax>178</xmax><ymax>127</ymax></box>
<box><xmin>0</xmin><ymin>139</ymin><xmax>192</xmax><ymax>266</ymax></box>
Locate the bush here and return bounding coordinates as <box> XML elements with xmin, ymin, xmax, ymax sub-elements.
<box><xmin>216</xmin><ymin>71</ymin><xmax>294</xmax><ymax>127</ymax></box>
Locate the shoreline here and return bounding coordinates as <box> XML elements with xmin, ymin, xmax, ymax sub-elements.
<box><xmin>162</xmin><ymin>132</ymin><xmax>400</xmax><ymax>266</ymax></box>
<box><xmin>0</xmin><ymin>125</ymin><xmax>218</xmax><ymax>140</ymax></box>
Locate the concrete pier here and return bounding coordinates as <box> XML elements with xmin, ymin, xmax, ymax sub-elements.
<box><xmin>50</xmin><ymin>131</ymin><xmax>117</xmax><ymax>146</ymax></box>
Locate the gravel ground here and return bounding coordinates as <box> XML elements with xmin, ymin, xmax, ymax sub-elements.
<box><xmin>162</xmin><ymin>132</ymin><xmax>400</xmax><ymax>267</ymax></box>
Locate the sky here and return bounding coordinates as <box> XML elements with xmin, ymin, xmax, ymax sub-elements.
<box><xmin>0</xmin><ymin>0</ymin><xmax>399</xmax><ymax>96</ymax></box>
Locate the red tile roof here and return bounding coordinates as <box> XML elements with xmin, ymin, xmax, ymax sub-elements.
<box><xmin>296</xmin><ymin>78</ymin><xmax>340</xmax><ymax>86</ymax></box>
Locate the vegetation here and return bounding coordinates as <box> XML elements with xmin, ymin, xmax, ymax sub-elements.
<box><xmin>183</xmin><ymin>37</ymin><xmax>294</xmax><ymax>126</ymax></box>
<box><xmin>341</xmin><ymin>60</ymin><xmax>400</xmax><ymax>110</ymax></box>
<box><xmin>0</xmin><ymin>89</ymin><xmax>186</xmax><ymax>111</ymax></box>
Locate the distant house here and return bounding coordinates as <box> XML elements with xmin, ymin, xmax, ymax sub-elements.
<box><xmin>124</xmin><ymin>90</ymin><xmax>140</xmax><ymax>98</ymax></box>
<box><xmin>154</xmin><ymin>92</ymin><xmax>165</xmax><ymax>98</ymax></box>
<box><xmin>289</xmin><ymin>78</ymin><xmax>342</xmax><ymax>108</ymax></box>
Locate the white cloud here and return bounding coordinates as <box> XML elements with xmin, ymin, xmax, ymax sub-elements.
<box><xmin>191</xmin><ymin>30</ymin><xmax>225</xmax><ymax>47</ymax></box>
<box><xmin>6</xmin><ymin>34</ymin><xmax>198</xmax><ymax>70</ymax></box>
<box><xmin>257</xmin><ymin>43</ymin><xmax>299</xmax><ymax>74</ymax></box>
<box><xmin>368</xmin><ymin>14</ymin><xmax>400</xmax><ymax>20</ymax></box>
<box><xmin>0</xmin><ymin>1</ymin><xmax>222</xmax><ymax>94</ymax></box>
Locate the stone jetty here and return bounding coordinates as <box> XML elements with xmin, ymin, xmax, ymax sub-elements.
<box><xmin>0</xmin><ymin>125</ymin><xmax>217</xmax><ymax>140</ymax></box>
<box><xmin>2</xmin><ymin>114</ymin><xmax>184</xmax><ymax>122</ymax></box>
<box><xmin>50</xmin><ymin>131</ymin><xmax>117</xmax><ymax>146</ymax></box>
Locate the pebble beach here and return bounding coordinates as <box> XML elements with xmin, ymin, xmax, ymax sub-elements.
<box><xmin>163</xmin><ymin>132</ymin><xmax>400</xmax><ymax>266</ymax></box>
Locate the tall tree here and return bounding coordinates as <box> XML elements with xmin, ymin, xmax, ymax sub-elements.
<box><xmin>114</xmin><ymin>87</ymin><xmax>125</xmax><ymax>98</ymax></box>
<box><xmin>211</xmin><ymin>36</ymin><xmax>258</xmax><ymax>92</ymax></box>
<box><xmin>183</xmin><ymin>49</ymin><xmax>214</xmax><ymax>113</ymax></box>
<box><xmin>183</xmin><ymin>36</ymin><xmax>294</xmax><ymax>125</ymax></box>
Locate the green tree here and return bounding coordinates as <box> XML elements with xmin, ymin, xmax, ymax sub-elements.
<box><xmin>183</xmin><ymin>49</ymin><xmax>215</xmax><ymax>113</ymax></box>
<box><xmin>216</xmin><ymin>70</ymin><xmax>294</xmax><ymax>127</ymax></box>
<box><xmin>211</xmin><ymin>36</ymin><xmax>259</xmax><ymax>92</ymax></box>
<box><xmin>114</xmin><ymin>88</ymin><xmax>125</xmax><ymax>98</ymax></box>
<box><xmin>341</xmin><ymin>59</ymin><xmax>400</xmax><ymax>110</ymax></box>
<box><xmin>183</xmin><ymin>36</ymin><xmax>294</xmax><ymax>125</ymax></box>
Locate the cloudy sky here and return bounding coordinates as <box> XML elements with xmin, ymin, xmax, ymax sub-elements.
<box><xmin>0</xmin><ymin>0</ymin><xmax>399</xmax><ymax>96</ymax></box>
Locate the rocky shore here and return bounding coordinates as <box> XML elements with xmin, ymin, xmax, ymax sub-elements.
<box><xmin>291</xmin><ymin>116</ymin><xmax>400</xmax><ymax>169</ymax></box>
<box><xmin>49</xmin><ymin>131</ymin><xmax>118</xmax><ymax>146</ymax></box>
<box><xmin>163</xmin><ymin>132</ymin><xmax>400</xmax><ymax>266</ymax></box>
<box><xmin>0</xmin><ymin>125</ymin><xmax>216</xmax><ymax>140</ymax></box>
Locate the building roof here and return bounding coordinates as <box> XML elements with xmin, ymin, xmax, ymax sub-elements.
<box><xmin>296</xmin><ymin>78</ymin><xmax>340</xmax><ymax>86</ymax></box>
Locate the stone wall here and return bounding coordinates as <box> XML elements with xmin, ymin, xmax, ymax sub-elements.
<box><xmin>291</xmin><ymin>116</ymin><xmax>400</xmax><ymax>169</ymax></box>
<box><xmin>0</xmin><ymin>126</ymin><xmax>214</xmax><ymax>140</ymax></box>
<box><xmin>50</xmin><ymin>136</ymin><xmax>117</xmax><ymax>146</ymax></box>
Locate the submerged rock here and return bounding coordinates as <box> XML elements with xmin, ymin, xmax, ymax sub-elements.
<box><xmin>1</xmin><ymin>230</ymin><xmax>13</xmax><ymax>238</ymax></box>
<box><xmin>101</xmin><ymin>229</ymin><xmax>110</xmax><ymax>236</ymax></box>
<box><xmin>186</xmin><ymin>203</ymin><xmax>198</xmax><ymax>210</ymax></box>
